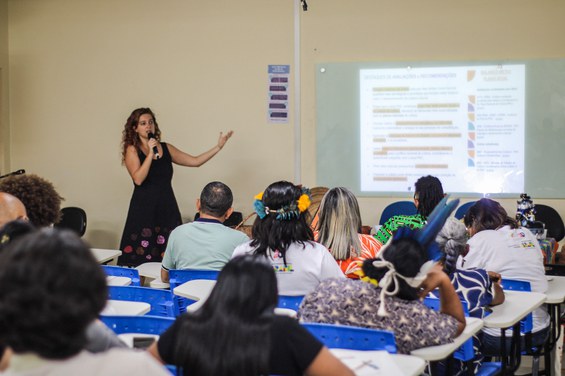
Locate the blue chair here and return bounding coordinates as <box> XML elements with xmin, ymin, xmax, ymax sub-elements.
<box><xmin>102</xmin><ymin>265</ymin><xmax>141</xmax><ymax>286</ymax></box>
<box><xmin>278</xmin><ymin>295</ymin><xmax>304</xmax><ymax>311</ymax></box>
<box><xmin>501</xmin><ymin>279</ymin><xmax>533</xmax><ymax>333</ymax></box>
<box><xmin>378</xmin><ymin>201</ymin><xmax>417</xmax><ymax>225</ymax></box>
<box><xmin>302</xmin><ymin>323</ymin><xmax>397</xmax><ymax>353</ymax></box>
<box><xmin>424</xmin><ymin>296</ymin><xmax>502</xmax><ymax>375</ymax></box>
<box><xmin>454</xmin><ymin>201</ymin><xmax>477</xmax><ymax>220</ymax></box>
<box><xmin>100</xmin><ymin>315</ymin><xmax>175</xmax><ymax>335</ymax></box>
<box><xmin>101</xmin><ymin>315</ymin><xmax>177</xmax><ymax>373</ymax></box>
<box><xmin>501</xmin><ymin>278</ymin><xmax>547</xmax><ymax>374</ymax></box>
<box><xmin>168</xmin><ymin>269</ymin><xmax>220</xmax><ymax>313</ymax></box>
<box><xmin>423</xmin><ymin>297</ymin><xmax>473</xmax><ymax>362</ymax></box>
<box><xmin>108</xmin><ymin>285</ymin><xmax>179</xmax><ymax>317</ymax></box>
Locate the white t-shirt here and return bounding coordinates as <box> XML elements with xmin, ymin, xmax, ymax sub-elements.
<box><xmin>4</xmin><ymin>349</ymin><xmax>170</xmax><ymax>376</ymax></box>
<box><xmin>232</xmin><ymin>240</ymin><xmax>345</xmax><ymax>295</ymax></box>
<box><xmin>457</xmin><ymin>225</ymin><xmax>549</xmax><ymax>335</ymax></box>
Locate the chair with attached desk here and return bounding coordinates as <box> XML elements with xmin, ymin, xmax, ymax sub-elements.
<box><xmin>278</xmin><ymin>295</ymin><xmax>304</xmax><ymax>311</ymax></box>
<box><xmin>302</xmin><ymin>323</ymin><xmax>397</xmax><ymax>353</ymax></box>
<box><xmin>168</xmin><ymin>269</ymin><xmax>220</xmax><ymax>313</ymax></box>
<box><xmin>108</xmin><ymin>285</ymin><xmax>179</xmax><ymax>317</ymax></box>
<box><xmin>423</xmin><ymin>296</ymin><xmax>502</xmax><ymax>375</ymax></box>
<box><xmin>501</xmin><ymin>278</ymin><xmax>548</xmax><ymax>376</ymax></box>
<box><xmin>101</xmin><ymin>314</ymin><xmax>175</xmax><ymax>336</ymax></box>
<box><xmin>102</xmin><ymin>265</ymin><xmax>141</xmax><ymax>286</ymax></box>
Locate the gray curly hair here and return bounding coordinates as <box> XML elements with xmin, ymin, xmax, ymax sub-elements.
<box><xmin>435</xmin><ymin>217</ymin><xmax>467</xmax><ymax>274</ymax></box>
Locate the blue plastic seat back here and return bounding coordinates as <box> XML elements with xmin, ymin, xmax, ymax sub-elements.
<box><xmin>278</xmin><ymin>295</ymin><xmax>304</xmax><ymax>311</ymax></box>
<box><xmin>379</xmin><ymin>201</ymin><xmax>418</xmax><ymax>225</ymax></box>
<box><xmin>423</xmin><ymin>296</ymin><xmax>473</xmax><ymax>361</ymax></box>
<box><xmin>501</xmin><ymin>279</ymin><xmax>533</xmax><ymax>333</ymax></box>
<box><xmin>100</xmin><ymin>315</ymin><xmax>175</xmax><ymax>335</ymax></box>
<box><xmin>102</xmin><ymin>265</ymin><xmax>141</xmax><ymax>286</ymax></box>
<box><xmin>475</xmin><ymin>361</ymin><xmax>502</xmax><ymax>376</ymax></box>
<box><xmin>108</xmin><ymin>285</ymin><xmax>179</xmax><ymax>317</ymax></box>
<box><xmin>168</xmin><ymin>269</ymin><xmax>220</xmax><ymax>313</ymax></box>
<box><xmin>302</xmin><ymin>323</ymin><xmax>397</xmax><ymax>353</ymax></box>
<box><xmin>454</xmin><ymin>201</ymin><xmax>477</xmax><ymax>220</ymax></box>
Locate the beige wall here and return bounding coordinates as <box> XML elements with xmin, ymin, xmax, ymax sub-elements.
<box><xmin>0</xmin><ymin>0</ymin><xmax>8</xmax><ymax>174</ymax></box>
<box><xmin>5</xmin><ymin>0</ymin><xmax>565</xmax><ymax>248</ymax></box>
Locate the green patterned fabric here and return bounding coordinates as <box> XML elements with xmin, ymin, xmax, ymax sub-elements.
<box><xmin>374</xmin><ymin>213</ymin><xmax>427</xmax><ymax>244</ymax></box>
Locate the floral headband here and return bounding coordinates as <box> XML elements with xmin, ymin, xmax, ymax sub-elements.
<box><xmin>254</xmin><ymin>187</ymin><xmax>311</xmax><ymax>220</ymax></box>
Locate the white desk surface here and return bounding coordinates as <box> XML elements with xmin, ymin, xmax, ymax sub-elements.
<box><xmin>331</xmin><ymin>349</ymin><xmax>426</xmax><ymax>376</ymax></box>
<box><xmin>101</xmin><ymin>300</ymin><xmax>151</xmax><ymax>316</ymax></box>
<box><xmin>173</xmin><ymin>279</ymin><xmax>216</xmax><ymax>300</ymax></box>
<box><xmin>410</xmin><ymin>317</ymin><xmax>483</xmax><ymax>361</ymax></box>
<box><xmin>482</xmin><ymin>290</ymin><xmax>546</xmax><ymax>329</ymax></box>
<box><xmin>106</xmin><ymin>276</ymin><xmax>132</xmax><ymax>286</ymax></box>
<box><xmin>173</xmin><ymin>279</ymin><xmax>216</xmax><ymax>313</ymax></box>
<box><xmin>135</xmin><ymin>262</ymin><xmax>162</xmax><ymax>278</ymax></box>
<box><xmin>149</xmin><ymin>279</ymin><xmax>170</xmax><ymax>289</ymax></box>
<box><xmin>91</xmin><ymin>248</ymin><xmax>122</xmax><ymax>265</ymax></box>
<box><xmin>545</xmin><ymin>276</ymin><xmax>565</xmax><ymax>304</ymax></box>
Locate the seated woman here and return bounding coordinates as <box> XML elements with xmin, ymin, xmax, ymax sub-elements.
<box><xmin>315</xmin><ymin>187</ymin><xmax>381</xmax><ymax>278</ymax></box>
<box><xmin>437</xmin><ymin>218</ymin><xmax>505</xmax><ymax>319</ymax></box>
<box><xmin>375</xmin><ymin>175</ymin><xmax>444</xmax><ymax>244</ymax></box>
<box><xmin>434</xmin><ymin>217</ymin><xmax>505</xmax><ymax>374</ymax></box>
<box><xmin>460</xmin><ymin>198</ymin><xmax>549</xmax><ymax>355</ymax></box>
<box><xmin>299</xmin><ymin>224</ymin><xmax>466</xmax><ymax>354</ymax></box>
<box><xmin>0</xmin><ymin>228</ymin><xmax>168</xmax><ymax>375</ymax></box>
<box><xmin>232</xmin><ymin>181</ymin><xmax>344</xmax><ymax>295</ymax></box>
<box><xmin>149</xmin><ymin>255</ymin><xmax>353</xmax><ymax>376</ymax></box>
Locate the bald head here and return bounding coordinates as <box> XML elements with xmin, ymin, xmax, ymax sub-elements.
<box><xmin>0</xmin><ymin>192</ymin><xmax>28</xmax><ymax>227</ymax></box>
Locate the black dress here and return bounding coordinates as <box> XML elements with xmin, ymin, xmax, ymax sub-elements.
<box><xmin>118</xmin><ymin>143</ymin><xmax>182</xmax><ymax>267</ymax></box>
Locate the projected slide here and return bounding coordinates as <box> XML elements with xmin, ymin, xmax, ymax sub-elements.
<box><xmin>360</xmin><ymin>65</ymin><xmax>525</xmax><ymax>194</ymax></box>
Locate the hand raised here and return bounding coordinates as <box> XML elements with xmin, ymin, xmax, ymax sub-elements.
<box><xmin>218</xmin><ymin>130</ymin><xmax>234</xmax><ymax>149</ymax></box>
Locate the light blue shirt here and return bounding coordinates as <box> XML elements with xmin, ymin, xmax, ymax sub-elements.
<box><xmin>162</xmin><ymin>218</ymin><xmax>249</xmax><ymax>271</ymax></box>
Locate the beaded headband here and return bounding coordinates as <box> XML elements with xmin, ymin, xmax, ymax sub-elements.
<box><xmin>254</xmin><ymin>187</ymin><xmax>311</xmax><ymax>221</ymax></box>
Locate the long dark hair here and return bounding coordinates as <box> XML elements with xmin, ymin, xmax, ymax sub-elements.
<box><xmin>464</xmin><ymin>198</ymin><xmax>518</xmax><ymax>234</ymax></box>
<box><xmin>414</xmin><ymin>175</ymin><xmax>444</xmax><ymax>217</ymax></box>
<box><xmin>362</xmin><ymin>237</ymin><xmax>427</xmax><ymax>301</ymax></box>
<box><xmin>121</xmin><ymin>107</ymin><xmax>162</xmax><ymax>163</ymax></box>
<box><xmin>250</xmin><ymin>181</ymin><xmax>313</xmax><ymax>264</ymax></box>
<box><xmin>173</xmin><ymin>255</ymin><xmax>277</xmax><ymax>376</ymax></box>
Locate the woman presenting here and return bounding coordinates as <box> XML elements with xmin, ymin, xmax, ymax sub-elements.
<box><xmin>118</xmin><ymin>107</ymin><xmax>233</xmax><ymax>267</ymax></box>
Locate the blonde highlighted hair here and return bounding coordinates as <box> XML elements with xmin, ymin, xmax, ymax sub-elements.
<box><xmin>316</xmin><ymin>187</ymin><xmax>362</xmax><ymax>260</ymax></box>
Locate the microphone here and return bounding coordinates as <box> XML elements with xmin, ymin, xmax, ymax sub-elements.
<box><xmin>0</xmin><ymin>169</ymin><xmax>25</xmax><ymax>179</ymax></box>
<box><xmin>147</xmin><ymin>132</ymin><xmax>160</xmax><ymax>159</ymax></box>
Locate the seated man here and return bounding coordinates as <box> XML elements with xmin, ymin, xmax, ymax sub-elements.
<box><xmin>0</xmin><ymin>228</ymin><xmax>168</xmax><ymax>375</ymax></box>
<box><xmin>0</xmin><ymin>174</ymin><xmax>63</xmax><ymax>227</ymax></box>
<box><xmin>161</xmin><ymin>181</ymin><xmax>249</xmax><ymax>282</ymax></box>
<box><xmin>0</xmin><ymin>193</ymin><xmax>28</xmax><ymax>228</ymax></box>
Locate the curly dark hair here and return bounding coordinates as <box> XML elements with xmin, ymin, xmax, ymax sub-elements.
<box><xmin>0</xmin><ymin>174</ymin><xmax>64</xmax><ymax>227</ymax></box>
<box><xmin>250</xmin><ymin>181</ymin><xmax>313</xmax><ymax>265</ymax></box>
<box><xmin>0</xmin><ymin>228</ymin><xmax>107</xmax><ymax>359</ymax></box>
<box><xmin>362</xmin><ymin>237</ymin><xmax>427</xmax><ymax>301</ymax></box>
<box><xmin>121</xmin><ymin>107</ymin><xmax>162</xmax><ymax>163</ymax></box>
<box><xmin>414</xmin><ymin>175</ymin><xmax>444</xmax><ymax>217</ymax></box>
